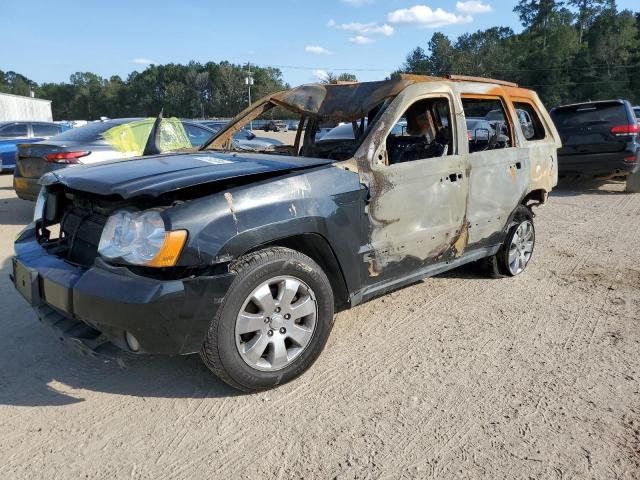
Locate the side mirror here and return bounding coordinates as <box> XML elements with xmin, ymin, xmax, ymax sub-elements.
<box><xmin>248</xmin><ymin>132</ymin><xmax>256</xmax><ymax>140</ymax></box>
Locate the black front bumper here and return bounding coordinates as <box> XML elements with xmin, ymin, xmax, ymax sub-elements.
<box><xmin>12</xmin><ymin>226</ymin><xmax>235</xmax><ymax>355</ymax></box>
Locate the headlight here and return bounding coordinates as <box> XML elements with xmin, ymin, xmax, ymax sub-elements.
<box><xmin>98</xmin><ymin>210</ymin><xmax>187</xmax><ymax>267</ymax></box>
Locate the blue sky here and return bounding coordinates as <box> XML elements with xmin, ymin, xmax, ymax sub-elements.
<box><xmin>1</xmin><ymin>0</ymin><xmax>638</xmax><ymax>86</ymax></box>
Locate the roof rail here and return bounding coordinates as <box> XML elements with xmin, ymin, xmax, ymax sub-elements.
<box><xmin>447</xmin><ymin>75</ymin><xmax>518</xmax><ymax>88</ymax></box>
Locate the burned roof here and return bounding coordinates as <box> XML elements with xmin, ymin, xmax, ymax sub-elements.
<box><xmin>266</xmin><ymin>74</ymin><xmax>519</xmax><ymax>122</ymax></box>
<box><xmin>268</xmin><ymin>78</ymin><xmax>416</xmax><ymax>122</ymax></box>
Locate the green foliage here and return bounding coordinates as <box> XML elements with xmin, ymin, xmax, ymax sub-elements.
<box><xmin>0</xmin><ymin>62</ymin><xmax>287</xmax><ymax>121</ymax></box>
<box><xmin>396</xmin><ymin>0</ymin><xmax>639</xmax><ymax>106</ymax></box>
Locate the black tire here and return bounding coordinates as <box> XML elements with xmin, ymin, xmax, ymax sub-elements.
<box><xmin>626</xmin><ymin>171</ymin><xmax>640</xmax><ymax>193</ymax></box>
<box><xmin>200</xmin><ymin>247</ymin><xmax>334</xmax><ymax>392</ymax></box>
<box><xmin>477</xmin><ymin>205</ymin><xmax>535</xmax><ymax>278</ymax></box>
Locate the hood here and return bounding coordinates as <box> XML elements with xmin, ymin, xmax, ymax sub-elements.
<box><xmin>42</xmin><ymin>151</ymin><xmax>333</xmax><ymax>199</ymax></box>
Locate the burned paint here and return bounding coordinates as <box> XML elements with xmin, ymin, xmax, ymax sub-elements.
<box><xmin>200</xmin><ymin>75</ymin><xmax>558</xmax><ymax>284</ymax></box>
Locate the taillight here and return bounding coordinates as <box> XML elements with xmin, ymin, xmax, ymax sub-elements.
<box><xmin>45</xmin><ymin>151</ymin><xmax>89</xmax><ymax>164</ymax></box>
<box><xmin>624</xmin><ymin>155</ymin><xmax>637</xmax><ymax>163</ymax></box>
<box><xmin>610</xmin><ymin>124</ymin><xmax>639</xmax><ymax>136</ymax></box>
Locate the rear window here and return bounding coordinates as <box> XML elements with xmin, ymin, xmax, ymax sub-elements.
<box><xmin>51</xmin><ymin>122</ymin><xmax>121</xmax><ymax>142</ymax></box>
<box><xmin>513</xmin><ymin>102</ymin><xmax>547</xmax><ymax>140</ymax></box>
<box><xmin>32</xmin><ymin>123</ymin><xmax>63</xmax><ymax>137</ymax></box>
<box><xmin>551</xmin><ymin>103</ymin><xmax>628</xmax><ymax>129</ymax></box>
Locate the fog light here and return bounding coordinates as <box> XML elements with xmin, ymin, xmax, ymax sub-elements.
<box><xmin>125</xmin><ymin>331</ymin><xmax>141</xmax><ymax>352</ymax></box>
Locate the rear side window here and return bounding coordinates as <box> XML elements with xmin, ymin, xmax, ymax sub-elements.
<box><xmin>513</xmin><ymin>102</ymin><xmax>547</xmax><ymax>140</ymax></box>
<box><xmin>462</xmin><ymin>97</ymin><xmax>514</xmax><ymax>153</ymax></box>
<box><xmin>634</xmin><ymin>107</ymin><xmax>640</xmax><ymax>121</ymax></box>
<box><xmin>551</xmin><ymin>103</ymin><xmax>628</xmax><ymax>129</ymax></box>
<box><xmin>0</xmin><ymin>123</ymin><xmax>28</xmax><ymax>138</ymax></box>
<box><xmin>52</xmin><ymin>122</ymin><xmax>118</xmax><ymax>142</ymax></box>
<box><xmin>32</xmin><ymin>124</ymin><xmax>62</xmax><ymax>137</ymax></box>
<box><xmin>183</xmin><ymin>123</ymin><xmax>214</xmax><ymax>147</ymax></box>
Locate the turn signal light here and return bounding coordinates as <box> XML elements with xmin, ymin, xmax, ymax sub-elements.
<box><xmin>45</xmin><ymin>151</ymin><xmax>90</xmax><ymax>163</ymax></box>
<box><xmin>146</xmin><ymin>230</ymin><xmax>188</xmax><ymax>268</ymax></box>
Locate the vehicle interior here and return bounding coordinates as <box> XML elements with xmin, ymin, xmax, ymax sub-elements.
<box><xmin>384</xmin><ymin>98</ymin><xmax>452</xmax><ymax>165</ymax></box>
<box><xmin>462</xmin><ymin>98</ymin><xmax>513</xmax><ymax>153</ymax></box>
<box><xmin>204</xmin><ymin>95</ymin><xmax>453</xmax><ymax>164</ymax></box>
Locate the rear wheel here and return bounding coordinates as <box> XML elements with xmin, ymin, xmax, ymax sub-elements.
<box><xmin>200</xmin><ymin>247</ymin><xmax>334</xmax><ymax>392</ymax></box>
<box><xmin>478</xmin><ymin>205</ymin><xmax>535</xmax><ymax>278</ymax></box>
<box><xmin>626</xmin><ymin>170</ymin><xmax>640</xmax><ymax>193</ymax></box>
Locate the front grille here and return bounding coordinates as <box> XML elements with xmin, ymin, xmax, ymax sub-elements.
<box><xmin>60</xmin><ymin>206</ymin><xmax>107</xmax><ymax>266</ymax></box>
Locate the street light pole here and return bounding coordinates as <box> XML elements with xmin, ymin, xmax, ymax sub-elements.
<box><xmin>245</xmin><ymin>63</ymin><xmax>254</xmax><ymax>131</ymax></box>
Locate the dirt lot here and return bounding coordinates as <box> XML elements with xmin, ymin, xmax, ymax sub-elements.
<box><xmin>0</xmin><ymin>172</ymin><xmax>638</xmax><ymax>479</ymax></box>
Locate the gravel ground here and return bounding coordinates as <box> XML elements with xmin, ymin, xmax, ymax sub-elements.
<box><xmin>0</xmin><ymin>172</ymin><xmax>638</xmax><ymax>479</ymax></box>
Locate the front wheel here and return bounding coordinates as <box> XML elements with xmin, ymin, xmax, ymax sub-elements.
<box><xmin>200</xmin><ymin>247</ymin><xmax>334</xmax><ymax>392</ymax></box>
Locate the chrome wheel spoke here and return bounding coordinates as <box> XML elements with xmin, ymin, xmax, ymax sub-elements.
<box><xmin>278</xmin><ymin>278</ymin><xmax>300</xmax><ymax>308</ymax></box>
<box><xmin>290</xmin><ymin>296</ymin><xmax>315</xmax><ymax>320</ymax></box>
<box><xmin>236</xmin><ymin>312</ymin><xmax>266</xmax><ymax>335</ymax></box>
<box><xmin>288</xmin><ymin>324</ymin><xmax>313</xmax><ymax>347</ymax></box>
<box><xmin>508</xmin><ymin>247</ymin><xmax>518</xmax><ymax>264</ymax></box>
<box><xmin>243</xmin><ymin>333</ymin><xmax>269</xmax><ymax>363</ymax></box>
<box><xmin>268</xmin><ymin>337</ymin><xmax>289</xmax><ymax>369</ymax></box>
<box><xmin>251</xmin><ymin>284</ymin><xmax>277</xmax><ymax>313</ymax></box>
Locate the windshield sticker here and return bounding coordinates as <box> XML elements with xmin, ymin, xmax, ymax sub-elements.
<box><xmin>195</xmin><ymin>156</ymin><xmax>234</xmax><ymax>165</ymax></box>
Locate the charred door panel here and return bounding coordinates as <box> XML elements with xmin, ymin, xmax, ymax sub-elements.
<box><xmin>466</xmin><ymin>148</ymin><xmax>529</xmax><ymax>245</ymax></box>
<box><xmin>355</xmin><ymin>86</ymin><xmax>470</xmax><ymax>284</ymax></box>
<box><xmin>461</xmin><ymin>94</ymin><xmax>529</xmax><ymax>246</ymax></box>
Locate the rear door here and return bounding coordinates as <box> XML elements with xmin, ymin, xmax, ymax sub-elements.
<box><xmin>551</xmin><ymin>101</ymin><xmax>630</xmax><ymax>156</ymax></box>
<box><xmin>462</xmin><ymin>94</ymin><xmax>529</xmax><ymax>248</ymax></box>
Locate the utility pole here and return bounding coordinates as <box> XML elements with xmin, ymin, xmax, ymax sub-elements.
<box><xmin>245</xmin><ymin>63</ymin><xmax>254</xmax><ymax>131</ymax></box>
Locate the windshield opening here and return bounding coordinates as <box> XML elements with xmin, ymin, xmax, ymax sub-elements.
<box><xmin>202</xmin><ymin>98</ymin><xmax>392</xmax><ymax>161</ymax></box>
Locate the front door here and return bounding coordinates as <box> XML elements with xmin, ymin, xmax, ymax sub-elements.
<box><xmin>360</xmin><ymin>88</ymin><xmax>470</xmax><ymax>284</ymax></box>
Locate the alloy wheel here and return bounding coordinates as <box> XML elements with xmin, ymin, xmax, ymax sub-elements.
<box><xmin>235</xmin><ymin>275</ymin><xmax>318</xmax><ymax>371</ymax></box>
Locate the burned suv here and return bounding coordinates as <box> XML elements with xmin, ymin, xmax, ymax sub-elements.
<box><xmin>12</xmin><ymin>75</ymin><xmax>560</xmax><ymax>392</ymax></box>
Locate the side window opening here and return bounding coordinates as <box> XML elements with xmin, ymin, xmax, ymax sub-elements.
<box><xmin>462</xmin><ymin>97</ymin><xmax>513</xmax><ymax>153</ymax></box>
<box><xmin>385</xmin><ymin>97</ymin><xmax>453</xmax><ymax>165</ymax></box>
<box><xmin>513</xmin><ymin>101</ymin><xmax>547</xmax><ymax>141</ymax></box>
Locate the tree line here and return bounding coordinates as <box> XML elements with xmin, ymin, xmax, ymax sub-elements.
<box><xmin>1</xmin><ymin>0</ymin><xmax>638</xmax><ymax>120</ymax></box>
<box><xmin>395</xmin><ymin>0</ymin><xmax>640</xmax><ymax>107</ymax></box>
<box><xmin>0</xmin><ymin>62</ymin><xmax>288</xmax><ymax>121</ymax></box>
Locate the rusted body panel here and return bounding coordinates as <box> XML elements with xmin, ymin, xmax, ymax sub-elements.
<box><xmin>200</xmin><ymin>75</ymin><xmax>560</xmax><ymax>295</ymax></box>
<box><xmin>346</xmin><ymin>80</ymin><xmax>559</xmax><ymax>283</ymax></box>
<box><xmin>37</xmin><ymin>76</ymin><xmax>559</xmax><ymax>310</ymax></box>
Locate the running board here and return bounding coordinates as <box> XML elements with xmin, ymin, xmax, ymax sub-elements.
<box><xmin>351</xmin><ymin>245</ymin><xmax>499</xmax><ymax>306</ymax></box>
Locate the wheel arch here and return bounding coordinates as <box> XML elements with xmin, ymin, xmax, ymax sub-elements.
<box><xmin>242</xmin><ymin>233</ymin><xmax>351</xmax><ymax>311</ymax></box>
<box><xmin>520</xmin><ymin>188</ymin><xmax>548</xmax><ymax>207</ymax></box>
